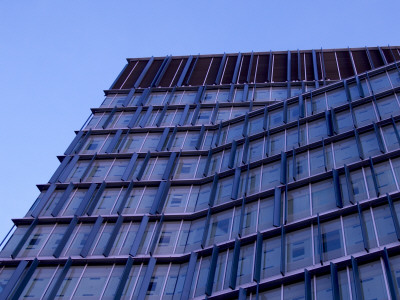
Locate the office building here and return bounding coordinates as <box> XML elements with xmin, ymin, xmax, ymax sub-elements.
<box><xmin>1</xmin><ymin>47</ymin><xmax>400</xmax><ymax>299</ymax></box>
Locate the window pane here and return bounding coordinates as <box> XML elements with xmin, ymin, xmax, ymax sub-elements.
<box><xmin>312</xmin><ymin>180</ymin><xmax>336</xmax><ymax>214</ymax></box>
<box><xmin>353</xmin><ymin>103</ymin><xmax>376</xmax><ymax>128</ymax></box>
<box><xmin>359</xmin><ymin>261</ymin><xmax>388</xmax><ymax>300</ymax></box>
<box><xmin>316</xmin><ymin>219</ymin><xmax>344</xmax><ymax>261</ymax></box>
<box><xmin>261</xmin><ymin>236</ymin><xmax>281</xmax><ymax>279</ymax></box>
<box><xmin>334</xmin><ymin>110</ymin><xmax>354</xmax><ymax>134</ymax></box>
<box><xmin>373</xmin><ymin>205</ymin><xmax>397</xmax><ymax>245</ymax></box>
<box><xmin>287</xmin><ymin>186</ymin><xmax>310</xmax><ymax>223</ymax></box>
<box><xmin>326</xmin><ymin>89</ymin><xmax>347</xmax><ymax>108</ymax></box>
<box><xmin>334</xmin><ymin>137</ymin><xmax>359</xmax><ymax>168</ymax></box>
<box><xmin>343</xmin><ymin>214</ymin><xmax>365</xmax><ymax>255</ymax></box>
<box><xmin>73</xmin><ymin>266</ymin><xmax>110</xmax><ymax>299</ymax></box>
<box><xmin>376</xmin><ymin>94</ymin><xmax>400</xmax><ymax>119</ymax></box>
<box><xmin>286</xmin><ymin>227</ymin><xmax>313</xmax><ymax>272</ymax></box>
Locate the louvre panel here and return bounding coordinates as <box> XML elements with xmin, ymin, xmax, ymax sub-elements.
<box><xmin>159</xmin><ymin>58</ymin><xmax>183</xmax><ymax>87</ymax></box>
<box><xmin>272</xmin><ymin>53</ymin><xmax>287</xmax><ymax>82</ymax></box>
<box><xmin>188</xmin><ymin>57</ymin><xmax>212</xmax><ymax>86</ymax></box>
<box><xmin>238</xmin><ymin>55</ymin><xmax>251</xmax><ymax>83</ymax></box>
<box><xmin>112</xmin><ymin>61</ymin><xmax>136</xmax><ymax>89</ymax></box>
<box><xmin>138</xmin><ymin>59</ymin><xmax>163</xmax><ymax>88</ymax></box>
<box><xmin>382</xmin><ymin>49</ymin><xmax>395</xmax><ymax>63</ymax></box>
<box><xmin>204</xmin><ymin>57</ymin><xmax>222</xmax><ymax>85</ymax></box>
<box><xmin>316</xmin><ymin>52</ymin><xmax>323</xmax><ymax>80</ymax></box>
<box><xmin>304</xmin><ymin>53</ymin><xmax>313</xmax><ymax>81</ymax></box>
<box><xmin>290</xmin><ymin>52</ymin><xmax>298</xmax><ymax>81</ymax></box>
<box><xmin>369</xmin><ymin>49</ymin><xmax>385</xmax><ymax>68</ymax></box>
<box><xmin>248</xmin><ymin>55</ymin><xmax>257</xmax><ymax>83</ymax></box>
<box><xmin>255</xmin><ymin>54</ymin><xmax>269</xmax><ymax>83</ymax></box>
<box><xmin>221</xmin><ymin>55</ymin><xmax>237</xmax><ymax>84</ymax></box>
<box><xmin>351</xmin><ymin>50</ymin><xmax>371</xmax><ymax>74</ymax></box>
<box><xmin>336</xmin><ymin>51</ymin><xmax>354</xmax><ymax>79</ymax></box>
<box><xmin>323</xmin><ymin>51</ymin><xmax>339</xmax><ymax>80</ymax></box>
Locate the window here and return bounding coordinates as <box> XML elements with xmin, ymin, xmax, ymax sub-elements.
<box><xmin>287</xmin><ymin>186</ymin><xmax>310</xmax><ymax>223</ymax></box>
<box><xmin>326</xmin><ymin>88</ymin><xmax>347</xmax><ymax>108</ymax></box>
<box><xmin>154</xmin><ymin>222</ymin><xmax>181</xmax><ymax>254</ymax></box>
<box><xmin>206</xmin><ymin>210</ymin><xmax>233</xmax><ymax>246</ymax></box>
<box><xmin>353</xmin><ymin>103</ymin><xmax>377</xmax><ymax>127</ymax></box>
<box><xmin>84</xmin><ymin>160</ymin><xmax>113</xmax><ymax>183</ymax></box>
<box><xmin>268</xmin><ymin>133</ymin><xmax>285</xmax><ymax>155</ymax></box>
<box><xmin>286</xmin><ymin>227</ymin><xmax>313</xmax><ymax>272</ymax></box>
<box><xmin>369</xmin><ymin>72</ymin><xmax>391</xmax><ymax>94</ymax></box>
<box><xmin>56</xmin><ymin>266</ymin><xmax>84</xmax><ymax>298</ymax></box>
<box><xmin>343</xmin><ymin>214</ymin><xmax>365</xmax><ymax>255</ymax></box>
<box><xmin>261</xmin><ymin>236</ymin><xmax>281</xmax><ymax>279</ymax></box>
<box><xmin>334</xmin><ymin>110</ymin><xmax>354</xmax><ymax>134</ymax></box>
<box><xmin>236</xmin><ymin>243</ymin><xmax>254</xmax><ymax>286</ymax></box>
<box><xmin>358</xmin><ymin>261</ymin><xmax>388</xmax><ymax>300</ymax></box>
<box><xmin>18</xmin><ymin>225</ymin><xmax>53</xmax><ymax>258</ymax></box>
<box><xmin>261</xmin><ymin>162</ymin><xmax>280</xmax><ymax>191</ymax></box>
<box><xmin>373</xmin><ymin>205</ymin><xmax>397</xmax><ymax>245</ymax></box>
<box><xmin>375</xmin><ymin>94</ymin><xmax>400</xmax><ymax>119</ymax></box>
<box><xmin>360</xmin><ymin>131</ymin><xmax>381</xmax><ymax>157</ymax></box>
<box><xmin>73</xmin><ymin>266</ymin><xmax>110</xmax><ymax>298</ymax></box>
<box><xmin>308</xmin><ymin>118</ymin><xmax>327</xmax><ymax>143</ymax></box>
<box><xmin>334</xmin><ymin>137</ymin><xmax>359</xmax><ymax>167</ymax></box>
<box><xmin>316</xmin><ymin>219</ymin><xmax>344</xmax><ymax>261</ymax></box>
<box><xmin>311</xmin><ymin>180</ymin><xmax>336</xmax><ymax>214</ymax></box>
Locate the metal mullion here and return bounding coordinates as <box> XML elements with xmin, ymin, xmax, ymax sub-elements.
<box><xmin>99</xmin><ymin>264</ymin><xmax>115</xmax><ymax>299</ymax></box>
<box><xmin>120</xmin><ymin>60</ymin><xmax>139</xmax><ymax>89</ymax></box>
<box><xmin>134</xmin><ymin>186</ymin><xmax>149</xmax><ymax>214</ymax></box>
<box><xmin>388</xmin><ymin>159</ymin><xmax>400</xmax><ymax>191</ymax></box>
<box><xmin>333</xmin><ymin>51</ymin><xmax>341</xmax><ymax>81</ymax></box>
<box><xmin>220</xmin><ymin>249</ymin><xmax>230</xmax><ymax>290</ymax></box>
<box><xmin>128</xmin><ymin>264</ymin><xmax>144</xmax><ymax>299</ymax></box>
<box><xmin>253</xmin><ymin>55</ymin><xmax>259</xmax><ymax>83</ymax></box>
<box><xmin>70</xmin><ymin>264</ymin><xmax>87</xmax><ymax>300</ymax></box>
<box><xmin>303</xmin><ymin>52</ymin><xmax>307</xmax><ymax>81</ymax></box>
<box><xmin>92</xmin><ymin>112</ymin><xmax>105</xmax><ymax>129</ymax></box>
<box><xmin>193</xmin><ymin>155</ymin><xmax>202</xmax><ymax>179</ymax></box>
<box><xmin>39</xmin><ymin>265</ymin><xmax>59</xmax><ymax>300</ymax></box>
<box><xmin>59</xmin><ymin>187</ymin><xmax>78</xmax><ymax>216</ymax></box>
<box><xmin>99</xmin><ymin>133</ymin><xmax>112</xmax><ymax>153</ymax></box>
<box><xmin>191</xmin><ymin>256</ymin><xmax>202</xmax><ymax>299</ymax></box>
<box><xmin>102</xmin><ymin>158</ymin><xmax>116</xmax><ymax>181</ymax></box>
<box><xmin>382</xmin><ymin>248</ymin><xmax>398</xmax><ymax>299</ymax></box>
<box><xmin>340</xmin><ymin>215</ymin><xmax>348</xmax><ymax>256</ymax></box>
<box><xmin>111</xmin><ymin>112</ymin><xmax>123</xmax><ymax>129</ymax></box>
<box><xmin>37</xmin><ymin>223</ymin><xmax>58</xmax><ymax>256</ymax></box>
<box><xmin>202</xmin><ymin>57</ymin><xmax>214</xmax><ymax>86</ymax></box>
<box><xmin>183</xmin><ymin>185</ymin><xmax>193</xmax><ymax>213</ymax></box>
<box><xmin>159</xmin><ymin>263</ymin><xmax>172</xmax><ymax>298</ymax></box>
<box><xmin>144</xmin><ymin>220</ymin><xmax>158</xmax><ymax>254</ymax></box>
<box><xmin>89</xmin><ymin>221</ymin><xmax>107</xmax><ymax>256</ymax></box>
<box><xmin>268</xmin><ymin>51</ymin><xmax>274</xmax><ymax>82</ymax></box>
<box><xmin>237</xmin><ymin>54</ymin><xmax>245</xmax><ymax>84</ymax></box>
<box><xmin>172</xmin><ymin>221</ymin><xmax>184</xmax><ymax>254</ymax></box>
<box><xmin>169</xmin><ymin>59</ymin><xmax>184</xmax><ymax>87</ymax></box>
<box><xmin>61</xmin><ymin>222</ymin><xmax>81</xmax><ymax>257</ymax></box>
<box><xmin>346</xmin><ymin>267</ymin><xmax>354</xmax><ymax>300</ymax></box>
<box><xmin>117</xmin><ymin>222</ymin><xmax>132</xmax><ymax>255</ymax></box>
<box><xmin>369</xmin><ymin>206</ymin><xmax>380</xmax><ymax>247</ymax></box>
<box><xmin>379</xmin><ymin>257</ymin><xmax>392</xmax><ymax>300</ymax></box>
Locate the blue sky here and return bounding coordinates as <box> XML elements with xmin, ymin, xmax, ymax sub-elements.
<box><xmin>0</xmin><ymin>0</ymin><xmax>399</xmax><ymax>240</ymax></box>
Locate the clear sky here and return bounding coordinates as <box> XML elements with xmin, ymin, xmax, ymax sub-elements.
<box><xmin>0</xmin><ymin>0</ymin><xmax>399</xmax><ymax>241</ymax></box>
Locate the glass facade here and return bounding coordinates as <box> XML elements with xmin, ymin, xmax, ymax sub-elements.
<box><xmin>2</xmin><ymin>47</ymin><xmax>400</xmax><ymax>299</ymax></box>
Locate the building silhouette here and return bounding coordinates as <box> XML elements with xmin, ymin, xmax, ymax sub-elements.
<box><xmin>1</xmin><ymin>47</ymin><xmax>400</xmax><ymax>299</ymax></box>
